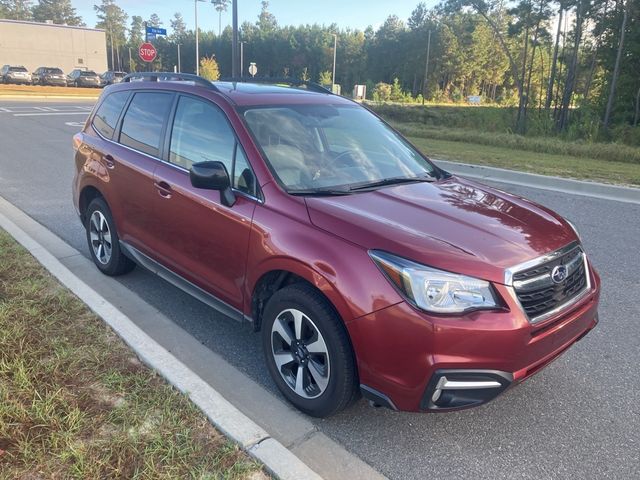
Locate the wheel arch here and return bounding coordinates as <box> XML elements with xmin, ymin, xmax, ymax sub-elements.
<box><xmin>247</xmin><ymin>259</ymin><xmax>354</xmax><ymax>333</ymax></box>
<box><xmin>78</xmin><ymin>185</ymin><xmax>104</xmax><ymax>223</ymax></box>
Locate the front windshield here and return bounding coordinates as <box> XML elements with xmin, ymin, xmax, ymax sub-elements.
<box><xmin>243</xmin><ymin>104</ymin><xmax>437</xmax><ymax>192</ymax></box>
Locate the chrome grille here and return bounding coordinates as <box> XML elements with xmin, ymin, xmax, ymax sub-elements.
<box><xmin>511</xmin><ymin>244</ymin><xmax>589</xmax><ymax>323</ymax></box>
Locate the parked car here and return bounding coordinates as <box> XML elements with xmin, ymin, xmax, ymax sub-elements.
<box><xmin>73</xmin><ymin>73</ymin><xmax>600</xmax><ymax>417</ymax></box>
<box><xmin>100</xmin><ymin>71</ymin><xmax>126</xmax><ymax>86</ymax></box>
<box><xmin>1</xmin><ymin>65</ymin><xmax>32</xmax><ymax>84</ymax></box>
<box><xmin>32</xmin><ymin>66</ymin><xmax>67</xmax><ymax>86</ymax></box>
<box><xmin>68</xmin><ymin>69</ymin><xmax>101</xmax><ymax>88</ymax></box>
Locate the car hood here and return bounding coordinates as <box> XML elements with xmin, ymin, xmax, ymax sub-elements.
<box><xmin>304</xmin><ymin>176</ymin><xmax>576</xmax><ymax>285</ymax></box>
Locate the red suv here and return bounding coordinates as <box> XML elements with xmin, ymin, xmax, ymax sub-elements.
<box><xmin>73</xmin><ymin>73</ymin><xmax>600</xmax><ymax>417</ymax></box>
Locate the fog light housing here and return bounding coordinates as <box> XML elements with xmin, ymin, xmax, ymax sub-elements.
<box><xmin>421</xmin><ymin>370</ymin><xmax>513</xmax><ymax>410</ymax></box>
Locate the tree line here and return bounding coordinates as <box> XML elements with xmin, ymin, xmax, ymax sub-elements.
<box><xmin>1</xmin><ymin>0</ymin><xmax>638</xmax><ymax>141</ymax></box>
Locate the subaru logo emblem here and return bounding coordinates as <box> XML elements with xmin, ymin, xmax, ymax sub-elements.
<box><xmin>551</xmin><ymin>265</ymin><xmax>568</xmax><ymax>284</ymax></box>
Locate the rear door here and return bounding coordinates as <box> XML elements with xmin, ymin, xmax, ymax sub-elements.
<box><xmin>151</xmin><ymin>94</ymin><xmax>259</xmax><ymax>309</ymax></box>
<box><xmin>110</xmin><ymin>91</ymin><xmax>175</xmax><ymax>253</ymax></box>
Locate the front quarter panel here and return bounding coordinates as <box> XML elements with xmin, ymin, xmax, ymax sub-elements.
<box><xmin>244</xmin><ymin>182</ymin><xmax>403</xmax><ymax>324</ymax></box>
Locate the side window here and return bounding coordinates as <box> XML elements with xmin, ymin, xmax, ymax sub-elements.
<box><xmin>233</xmin><ymin>146</ymin><xmax>256</xmax><ymax>196</ymax></box>
<box><xmin>119</xmin><ymin>92</ymin><xmax>173</xmax><ymax>157</ymax></box>
<box><xmin>169</xmin><ymin>96</ymin><xmax>257</xmax><ymax>196</ymax></box>
<box><xmin>92</xmin><ymin>91</ymin><xmax>129</xmax><ymax>139</ymax></box>
<box><xmin>169</xmin><ymin>96</ymin><xmax>235</xmax><ymax>172</ymax></box>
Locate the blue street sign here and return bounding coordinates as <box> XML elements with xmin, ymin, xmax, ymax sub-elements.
<box><xmin>146</xmin><ymin>26</ymin><xmax>167</xmax><ymax>36</ymax></box>
<box><xmin>146</xmin><ymin>33</ymin><xmax>156</xmax><ymax>41</ymax></box>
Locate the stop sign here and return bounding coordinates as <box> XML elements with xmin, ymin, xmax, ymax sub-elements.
<box><xmin>139</xmin><ymin>42</ymin><xmax>157</xmax><ymax>63</ymax></box>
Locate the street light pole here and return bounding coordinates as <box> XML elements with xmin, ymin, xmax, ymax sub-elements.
<box><xmin>332</xmin><ymin>33</ymin><xmax>337</xmax><ymax>89</ymax></box>
<box><xmin>195</xmin><ymin>0</ymin><xmax>200</xmax><ymax>75</ymax></box>
<box><xmin>240</xmin><ymin>41</ymin><xmax>245</xmax><ymax>77</ymax></box>
<box><xmin>177</xmin><ymin>44</ymin><xmax>181</xmax><ymax>72</ymax></box>
<box><xmin>109</xmin><ymin>24</ymin><xmax>115</xmax><ymax>71</ymax></box>
<box><xmin>232</xmin><ymin>0</ymin><xmax>239</xmax><ymax>77</ymax></box>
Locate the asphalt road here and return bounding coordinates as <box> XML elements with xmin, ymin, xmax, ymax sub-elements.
<box><xmin>1</xmin><ymin>100</ymin><xmax>638</xmax><ymax>479</ymax></box>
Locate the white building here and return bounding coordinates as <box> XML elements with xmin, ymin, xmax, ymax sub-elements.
<box><xmin>0</xmin><ymin>19</ymin><xmax>108</xmax><ymax>74</ymax></box>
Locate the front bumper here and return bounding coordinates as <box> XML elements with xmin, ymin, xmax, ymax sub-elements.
<box><xmin>348</xmin><ymin>265</ymin><xmax>600</xmax><ymax>412</ymax></box>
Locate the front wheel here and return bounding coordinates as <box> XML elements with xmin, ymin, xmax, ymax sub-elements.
<box><xmin>85</xmin><ymin>197</ymin><xmax>135</xmax><ymax>276</ymax></box>
<box><xmin>261</xmin><ymin>283</ymin><xmax>359</xmax><ymax>417</ymax></box>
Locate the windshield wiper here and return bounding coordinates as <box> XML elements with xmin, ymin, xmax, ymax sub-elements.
<box><xmin>348</xmin><ymin>175</ymin><xmax>435</xmax><ymax>192</ymax></box>
<box><xmin>289</xmin><ymin>187</ymin><xmax>352</xmax><ymax>196</ymax></box>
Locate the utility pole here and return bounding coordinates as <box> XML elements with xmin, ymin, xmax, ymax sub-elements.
<box><xmin>109</xmin><ymin>24</ymin><xmax>115</xmax><ymax>71</ymax></box>
<box><xmin>232</xmin><ymin>0</ymin><xmax>239</xmax><ymax>77</ymax></box>
<box><xmin>422</xmin><ymin>29</ymin><xmax>431</xmax><ymax>105</ymax></box>
<box><xmin>195</xmin><ymin>1</ymin><xmax>200</xmax><ymax>75</ymax></box>
<box><xmin>332</xmin><ymin>33</ymin><xmax>337</xmax><ymax>89</ymax></box>
<box><xmin>240</xmin><ymin>41</ymin><xmax>245</xmax><ymax>77</ymax></box>
<box><xmin>128</xmin><ymin>47</ymin><xmax>132</xmax><ymax>72</ymax></box>
<box><xmin>177</xmin><ymin>44</ymin><xmax>181</xmax><ymax>73</ymax></box>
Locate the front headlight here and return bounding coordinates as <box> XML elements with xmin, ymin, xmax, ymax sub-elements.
<box><xmin>370</xmin><ymin>250</ymin><xmax>499</xmax><ymax>314</ymax></box>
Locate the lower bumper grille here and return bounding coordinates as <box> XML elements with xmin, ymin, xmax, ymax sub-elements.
<box><xmin>512</xmin><ymin>243</ymin><xmax>589</xmax><ymax>323</ymax></box>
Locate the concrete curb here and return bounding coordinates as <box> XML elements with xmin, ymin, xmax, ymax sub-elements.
<box><xmin>0</xmin><ymin>207</ymin><xmax>323</xmax><ymax>480</ymax></box>
<box><xmin>435</xmin><ymin>159</ymin><xmax>640</xmax><ymax>205</ymax></box>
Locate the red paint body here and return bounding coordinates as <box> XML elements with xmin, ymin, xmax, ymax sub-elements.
<box><xmin>73</xmin><ymin>81</ymin><xmax>600</xmax><ymax>412</ymax></box>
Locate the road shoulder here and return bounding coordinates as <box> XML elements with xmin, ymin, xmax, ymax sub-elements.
<box><xmin>436</xmin><ymin>159</ymin><xmax>640</xmax><ymax>204</ymax></box>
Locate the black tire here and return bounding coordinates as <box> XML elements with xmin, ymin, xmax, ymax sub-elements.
<box><xmin>85</xmin><ymin>197</ymin><xmax>135</xmax><ymax>276</ymax></box>
<box><xmin>261</xmin><ymin>283</ymin><xmax>359</xmax><ymax>417</ymax></box>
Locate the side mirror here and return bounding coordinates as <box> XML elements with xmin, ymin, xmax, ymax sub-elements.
<box><xmin>189</xmin><ymin>161</ymin><xmax>236</xmax><ymax>207</ymax></box>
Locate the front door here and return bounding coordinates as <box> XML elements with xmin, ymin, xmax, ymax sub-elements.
<box><xmin>151</xmin><ymin>94</ymin><xmax>259</xmax><ymax>310</ymax></box>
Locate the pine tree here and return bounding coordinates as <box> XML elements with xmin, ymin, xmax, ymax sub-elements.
<box><xmin>1</xmin><ymin>0</ymin><xmax>33</xmax><ymax>20</ymax></box>
<box><xmin>170</xmin><ymin>12</ymin><xmax>187</xmax><ymax>41</ymax></box>
<box><xmin>94</xmin><ymin>0</ymin><xmax>129</xmax><ymax>71</ymax></box>
<box><xmin>32</xmin><ymin>0</ymin><xmax>83</xmax><ymax>25</ymax></box>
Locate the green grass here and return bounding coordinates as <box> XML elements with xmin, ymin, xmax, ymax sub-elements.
<box><xmin>368</xmin><ymin>103</ymin><xmax>640</xmax><ymax>164</ymax></box>
<box><xmin>407</xmin><ymin>134</ymin><xmax>640</xmax><ymax>186</ymax></box>
<box><xmin>0</xmin><ymin>231</ymin><xmax>267</xmax><ymax>479</ymax></box>
<box><xmin>393</xmin><ymin>123</ymin><xmax>640</xmax><ymax>165</ymax></box>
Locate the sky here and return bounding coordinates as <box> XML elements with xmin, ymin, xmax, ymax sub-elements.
<box><xmin>74</xmin><ymin>0</ymin><xmax>438</xmax><ymax>33</ymax></box>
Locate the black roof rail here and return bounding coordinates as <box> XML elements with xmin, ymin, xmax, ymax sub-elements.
<box><xmin>122</xmin><ymin>72</ymin><xmax>219</xmax><ymax>92</ymax></box>
<box><xmin>219</xmin><ymin>76</ymin><xmax>333</xmax><ymax>94</ymax></box>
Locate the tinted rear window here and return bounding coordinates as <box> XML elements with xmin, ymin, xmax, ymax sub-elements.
<box><xmin>114</xmin><ymin>72</ymin><xmax>125</xmax><ymax>78</ymax></box>
<box><xmin>45</xmin><ymin>68</ymin><xmax>63</xmax><ymax>74</ymax></box>
<box><xmin>92</xmin><ymin>91</ymin><xmax>129</xmax><ymax>139</ymax></box>
<box><xmin>9</xmin><ymin>67</ymin><xmax>27</xmax><ymax>72</ymax></box>
<box><xmin>81</xmin><ymin>71</ymin><xmax>97</xmax><ymax>76</ymax></box>
<box><xmin>119</xmin><ymin>92</ymin><xmax>173</xmax><ymax>157</ymax></box>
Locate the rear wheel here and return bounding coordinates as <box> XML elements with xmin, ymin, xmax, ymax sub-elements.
<box><xmin>261</xmin><ymin>283</ymin><xmax>359</xmax><ymax>417</ymax></box>
<box><xmin>85</xmin><ymin>197</ymin><xmax>135</xmax><ymax>276</ymax></box>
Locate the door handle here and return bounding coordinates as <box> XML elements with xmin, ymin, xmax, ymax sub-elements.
<box><xmin>154</xmin><ymin>181</ymin><xmax>173</xmax><ymax>199</ymax></box>
<box><xmin>102</xmin><ymin>154</ymin><xmax>115</xmax><ymax>169</ymax></box>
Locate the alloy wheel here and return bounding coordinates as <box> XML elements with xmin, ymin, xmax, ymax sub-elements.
<box><xmin>270</xmin><ymin>308</ymin><xmax>330</xmax><ymax>399</ymax></box>
<box><xmin>89</xmin><ymin>211</ymin><xmax>112</xmax><ymax>265</ymax></box>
